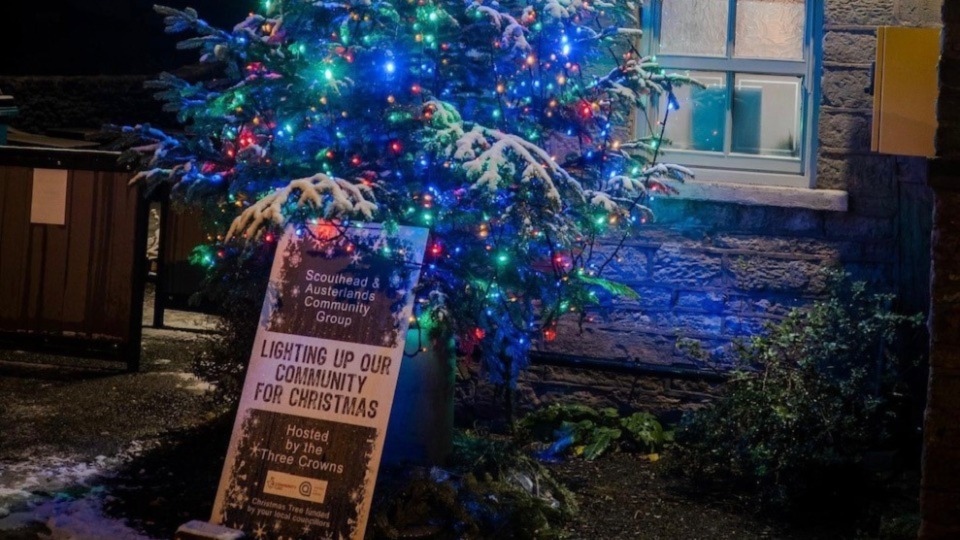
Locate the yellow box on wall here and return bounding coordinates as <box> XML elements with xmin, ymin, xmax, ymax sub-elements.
<box><xmin>872</xmin><ymin>26</ymin><xmax>941</xmax><ymax>158</ymax></box>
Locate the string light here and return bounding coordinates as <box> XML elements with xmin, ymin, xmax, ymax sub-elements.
<box><xmin>152</xmin><ymin>0</ymin><xmax>685</xmax><ymax>390</ymax></box>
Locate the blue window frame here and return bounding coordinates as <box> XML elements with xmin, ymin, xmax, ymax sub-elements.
<box><xmin>642</xmin><ymin>0</ymin><xmax>821</xmax><ymax>187</ymax></box>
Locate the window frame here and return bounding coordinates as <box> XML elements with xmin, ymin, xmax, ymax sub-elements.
<box><xmin>640</xmin><ymin>0</ymin><xmax>822</xmax><ymax>189</ymax></box>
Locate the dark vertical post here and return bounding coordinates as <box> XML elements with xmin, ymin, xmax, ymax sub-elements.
<box><xmin>920</xmin><ymin>2</ymin><xmax>960</xmax><ymax>537</ymax></box>
<box><xmin>126</xmin><ymin>174</ymin><xmax>148</xmax><ymax>372</ymax></box>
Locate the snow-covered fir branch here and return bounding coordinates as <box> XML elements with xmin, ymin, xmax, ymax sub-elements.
<box><xmin>226</xmin><ymin>174</ymin><xmax>379</xmax><ymax>240</ymax></box>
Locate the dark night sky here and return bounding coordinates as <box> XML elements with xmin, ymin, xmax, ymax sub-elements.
<box><xmin>1</xmin><ymin>1</ymin><xmax>259</xmax><ymax>76</ymax></box>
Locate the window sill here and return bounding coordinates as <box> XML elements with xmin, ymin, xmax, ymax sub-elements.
<box><xmin>672</xmin><ymin>179</ymin><xmax>848</xmax><ymax>212</ymax></box>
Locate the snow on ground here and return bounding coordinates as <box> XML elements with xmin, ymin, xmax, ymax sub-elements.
<box><xmin>167</xmin><ymin>372</ymin><xmax>216</xmax><ymax>393</ymax></box>
<box><xmin>0</xmin><ymin>442</ymin><xmax>159</xmax><ymax>540</ymax></box>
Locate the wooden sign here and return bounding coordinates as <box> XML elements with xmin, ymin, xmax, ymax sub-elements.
<box><xmin>212</xmin><ymin>222</ymin><xmax>428</xmax><ymax>539</ymax></box>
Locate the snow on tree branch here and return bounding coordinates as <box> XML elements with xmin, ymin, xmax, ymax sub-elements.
<box><xmin>424</xmin><ymin>102</ymin><xmax>582</xmax><ymax>202</ymax></box>
<box><xmin>466</xmin><ymin>1</ymin><xmax>531</xmax><ymax>52</ymax></box>
<box><xmin>593</xmin><ymin>58</ymin><xmax>703</xmax><ymax>106</ymax></box>
<box><xmin>227</xmin><ymin>174</ymin><xmax>379</xmax><ymax>240</ymax></box>
<box><xmin>457</xmin><ymin>125</ymin><xmax>584</xmax><ymax>206</ymax></box>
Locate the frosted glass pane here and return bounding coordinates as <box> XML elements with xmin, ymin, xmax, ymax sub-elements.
<box><xmin>660</xmin><ymin>71</ymin><xmax>727</xmax><ymax>152</ymax></box>
<box><xmin>732</xmin><ymin>74</ymin><xmax>802</xmax><ymax>156</ymax></box>
<box><xmin>734</xmin><ymin>0</ymin><xmax>805</xmax><ymax>59</ymax></box>
<box><xmin>659</xmin><ymin>0</ymin><xmax>728</xmax><ymax>57</ymax></box>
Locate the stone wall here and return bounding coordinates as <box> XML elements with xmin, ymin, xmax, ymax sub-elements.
<box><xmin>501</xmin><ymin>0</ymin><xmax>938</xmax><ymax>415</ymax></box>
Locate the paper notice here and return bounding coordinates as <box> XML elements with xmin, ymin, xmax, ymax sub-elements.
<box><xmin>30</xmin><ymin>169</ymin><xmax>69</xmax><ymax>225</ymax></box>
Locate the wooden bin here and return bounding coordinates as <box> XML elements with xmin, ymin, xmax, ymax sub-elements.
<box><xmin>0</xmin><ymin>147</ymin><xmax>147</xmax><ymax>371</ymax></box>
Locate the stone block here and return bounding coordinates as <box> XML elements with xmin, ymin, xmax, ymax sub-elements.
<box><xmin>849</xmin><ymin>194</ymin><xmax>900</xmax><ymax>218</ymax></box>
<box><xmin>843</xmin><ymin>262</ymin><xmax>896</xmax><ymax>285</ymax></box>
<box><xmin>722</xmin><ymin>315</ymin><xmax>773</xmax><ymax>336</ymax></box>
<box><xmin>819</xmin><ymin>110</ymin><xmax>873</xmax><ymax>151</ymax></box>
<box><xmin>712</xmin><ymin>234</ymin><xmax>846</xmax><ymax>259</ymax></box>
<box><xmin>667</xmin><ymin>378</ymin><xmax>726</xmax><ymax>397</ymax></box>
<box><xmin>825</xmin><ymin>0</ymin><xmax>897</xmax><ymax>26</ymax></box>
<box><xmin>542</xmin><ymin>317</ymin><xmax>683</xmax><ymax>363</ymax></box>
<box><xmin>823</xmin><ymin>214</ymin><xmax>895</xmax><ymax>240</ymax></box>
<box><xmin>726</xmin><ymin>255</ymin><xmax>828</xmax><ymax>293</ymax></box>
<box><xmin>651</xmin><ymin>245</ymin><xmax>725</xmax><ymax>288</ymax></box>
<box><xmin>516</xmin><ymin>361</ymin><xmax>730</xmax><ymax>417</ymax></box>
<box><xmin>781</xmin><ymin>209</ymin><xmax>825</xmax><ymax>234</ymax></box>
<box><xmin>895</xmin><ymin>0</ymin><xmax>946</xmax><ymax>26</ymax></box>
<box><xmin>591</xmin><ymin>243</ymin><xmax>651</xmax><ymax>282</ymax></box>
<box><xmin>823</xmin><ymin>31</ymin><xmax>877</xmax><ymax>65</ymax></box>
<box><xmin>816</xmin><ymin>155</ymin><xmax>849</xmax><ymax>190</ymax></box>
<box><xmin>734</xmin><ymin>206</ymin><xmax>822</xmax><ymax>235</ymax></box>
<box><xmin>822</xmin><ymin>68</ymin><xmax>875</xmax><ymax>109</ymax></box>
<box><xmin>664</xmin><ymin>378</ymin><xmax>725</xmax><ymax>403</ymax></box>
<box><xmin>604</xmin><ymin>309</ymin><xmax>724</xmax><ymax>337</ymax></box>
<box><xmin>859</xmin><ymin>240</ymin><xmax>897</xmax><ymax>262</ymax></box>
<box><xmin>726</xmin><ymin>294</ymin><xmax>808</xmax><ymax>318</ymax></box>
<box><xmin>624</xmin><ymin>285</ymin><xmax>676</xmax><ymax>310</ymax></box>
<box><xmin>817</xmin><ymin>154</ymin><xmax>897</xmax><ymax>197</ymax></box>
<box><xmin>649</xmin><ymin>197</ymin><xmax>740</xmax><ymax>230</ymax></box>
<box><xmin>676</xmin><ymin>290</ymin><xmax>726</xmax><ymax>312</ymax></box>
<box><xmin>897</xmin><ymin>155</ymin><xmax>930</xmax><ymax>184</ymax></box>
<box><xmin>673</xmin><ymin>313</ymin><xmax>725</xmax><ymax>336</ymax></box>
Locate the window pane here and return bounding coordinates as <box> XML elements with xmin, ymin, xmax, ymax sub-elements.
<box><xmin>732</xmin><ymin>74</ymin><xmax>802</xmax><ymax>156</ymax></box>
<box><xmin>660</xmin><ymin>71</ymin><xmax>727</xmax><ymax>153</ymax></box>
<box><xmin>659</xmin><ymin>0</ymin><xmax>728</xmax><ymax>57</ymax></box>
<box><xmin>734</xmin><ymin>0</ymin><xmax>805</xmax><ymax>60</ymax></box>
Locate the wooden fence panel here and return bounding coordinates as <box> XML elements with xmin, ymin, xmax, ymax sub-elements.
<box><xmin>0</xmin><ymin>149</ymin><xmax>146</xmax><ymax>370</ymax></box>
<box><xmin>0</xmin><ymin>166</ymin><xmax>31</xmax><ymax>324</ymax></box>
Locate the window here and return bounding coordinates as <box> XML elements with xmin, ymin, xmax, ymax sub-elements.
<box><xmin>643</xmin><ymin>0</ymin><xmax>819</xmax><ymax>188</ymax></box>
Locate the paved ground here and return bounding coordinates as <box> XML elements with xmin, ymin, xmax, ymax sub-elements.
<box><xmin>0</xmin><ymin>293</ymin><xmax>919</xmax><ymax>539</ymax></box>
<box><xmin>0</xmin><ymin>293</ymin><xmax>222</xmax><ymax>539</ymax></box>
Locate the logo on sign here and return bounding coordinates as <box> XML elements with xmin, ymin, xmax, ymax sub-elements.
<box><xmin>264</xmin><ymin>471</ymin><xmax>328</xmax><ymax>504</ymax></box>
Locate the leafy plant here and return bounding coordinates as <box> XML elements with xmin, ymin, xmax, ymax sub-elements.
<box><xmin>518</xmin><ymin>404</ymin><xmax>671</xmax><ymax>461</ymax></box>
<box><xmin>191</xmin><ymin>244</ymin><xmax>273</xmax><ymax>406</ymax></box>
<box><xmin>671</xmin><ymin>272</ymin><xmax>922</xmax><ymax>513</ymax></box>
<box><xmin>372</xmin><ymin>431</ymin><xmax>576</xmax><ymax>539</ymax></box>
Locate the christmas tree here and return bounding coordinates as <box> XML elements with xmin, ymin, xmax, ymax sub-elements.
<box><xmin>131</xmin><ymin>0</ymin><xmax>696</xmax><ymax>390</ymax></box>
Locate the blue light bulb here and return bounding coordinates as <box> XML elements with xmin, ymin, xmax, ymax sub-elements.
<box><xmin>667</xmin><ymin>92</ymin><xmax>680</xmax><ymax>111</ymax></box>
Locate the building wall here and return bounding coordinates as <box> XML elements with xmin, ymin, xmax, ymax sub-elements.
<box><xmin>477</xmin><ymin>0</ymin><xmax>940</xmax><ymax>417</ymax></box>
<box><xmin>921</xmin><ymin>0</ymin><xmax>960</xmax><ymax>536</ymax></box>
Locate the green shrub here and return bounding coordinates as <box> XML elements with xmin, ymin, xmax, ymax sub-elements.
<box><xmin>192</xmin><ymin>245</ymin><xmax>273</xmax><ymax>407</ymax></box>
<box><xmin>672</xmin><ymin>273</ymin><xmax>922</xmax><ymax>512</ymax></box>
<box><xmin>518</xmin><ymin>404</ymin><xmax>671</xmax><ymax>461</ymax></box>
<box><xmin>372</xmin><ymin>432</ymin><xmax>577</xmax><ymax>539</ymax></box>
